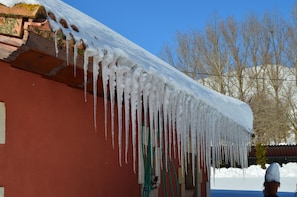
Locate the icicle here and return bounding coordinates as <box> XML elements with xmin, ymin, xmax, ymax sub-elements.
<box><xmin>92</xmin><ymin>51</ymin><xmax>103</xmax><ymax>131</ymax></box>
<box><xmin>73</xmin><ymin>39</ymin><xmax>83</xmax><ymax>77</ymax></box>
<box><xmin>109</xmin><ymin>63</ymin><xmax>117</xmax><ymax>148</ymax></box>
<box><xmin>172</xmin><ymin>93</ymin><xmax>180</xmax><ymax>162</ymax></box>
<box><xmin>156</xmin><ymin>82</ymin><xmax>165</xmax><ymax>170</ymax></box>
<box><xmin>54</xmin><ymin>31</ymin><xmax>59</xmax><ymax>57</ymax></box>
<box><xmin>180</xmin><ymin>130</ymin><xmax>184</xmax><ymax>177</ymax></box>
<box><xmin>130</xmin><ymin>65</ymin><xmax>142</xmax><ymax>173</ymax></box>
<box><xmin>142</xmin><ymin>74</ymin><xmax>152</xmax><ymax>155</ymax></box>
<box><xmin>153</xmin><ymin>90</ymin><xmax>158</xmax><ymax>150</ymax></box>
<box><xmin>204</xmin><ymin>105</ymin><xmax>211</xmax><ymax>176</ymax></box>
<box><xmin>73</xmin><ymin>41</ymin><xmax>78</xmax><ymax>77</ymax></box>
<box><xmin>167</xmin><ymin>92</ymin><xmax>172</xmax><ymax>161</ymax></box>
<box><xmin>83</xmin><ymin>48</ymin><xmax>99</xmax><ymax>102</ymax></box>
<box><xmin>183</xmin><ymin>97</ymin><xmax>190</xmax><ymax>176</ymax></box>
<box><xmin>137</xmin><ymin>71</ymin><xmax>146</xmax><ymax>183</ymax></box>
<box><xmin>152</xmin><ymin>81</ymin><xmax>159</xmax><ymax>170</ymax></box>
<box><xmin>148</xmin><ymin>78</ymin><xmax>163</xmax><ymax>172</ymax></box>
<box><xmin>182</xmin><ymin>96</ymin><xmax>189</xmax><ymax>176</ymax></box>
<box><xmin>168</xmin><ymin>91</ymin><xmax>176</xmax><ymax>160</ymax></box>
<box><xmin>124</xmin><ymin>71</ymin><xmax>132</xmax><ymax>164</ymax></box>
<box><xmin>190</xmin><ymin>98</ymin><xmax>196</xmax><ymax>185</ymax></box>
<box><xmin>116</xmin><ymin>65</ymin><xmax>130</xmax><ymax>166</ymax></box>
<box><xmin>66</xmin><ymin>39</ymin><xmax>69</xmax><ymax>65</ymax></box>
<box><xmin>163</xmin><ymin>85</ymin><xmax>171</xmax><ymax>171</ymax></box>
<box><xmin>83</xmin><ymin>50</ymin><xmax>89</xmax><ymax>102</ymax></box>
<box><xmin>101</xmin><ymin>49</ymin><xmax>114</xmax><ymax>139</ymax></box>
<box><xmin>176</xmin><ymin>92</ymin><xmax>184</xmax><ymax>166</ymax></box>
<box><xmin>148</xmin><ymin>79</ymin><xmax>157</xmax><ymax>167</ymax></box>
<box><xmin>101</xmin><ymin>63</ymin><xmax>109</xmax><ymax>139</ymax></box>
<box><xmin>63</xmin><ymin>32</ymin><xmax>73</xmax><ymax>66</ymax></box>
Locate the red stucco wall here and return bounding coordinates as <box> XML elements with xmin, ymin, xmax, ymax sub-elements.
<box><xmin>0</xmin><ymin>61</ymin><xmax>140</xmax><ymax>197</ymax></box>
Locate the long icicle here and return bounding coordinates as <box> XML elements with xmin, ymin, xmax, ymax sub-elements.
<box><xmin>124</xmin><ymin>71</ymin><xmax>132</xmax><ymax>164</ymax></box>
<box><xmin>116</xmin><ymin>66</ymin><xmax>129</xmax><ymax>166</ymax></box>
<box><xmin>130</xmin><ymin>66</ymin><xmax>141</xmax><ymax>173</ymax></box>
<box><xmin>143</xmin><ymin>74</ymin><xmax>152</xmax><ymax>155</ymax></box>
<box><xmin>163</xmin><ymin>85</ymin><xmax>170</xmax><ymax>171</ymax></box>
<box><xmin>157</xmin><ymin>83</ymin><xmax>165</xmax><ymax>170</ymax></box>
<box><xmin>148</xmin><ymin>82</ymin><xmax>157</xmax><ymax>167</ymax></box>
<box><xmin>73</xmin><ymin>41</ymin><xmax>79</xmax><ymax>77</ymax></box>
<box><xmin>83</xmin><ymin>48</ymin><xmax>99</xmax><ymax>102</ymax></box>
<box><xmin>137</xmin><ymin>71</ymin><xmax>146</xmax><ymax>183</ymax></box>
<box><xmin>101</xmin><ymin>49</ymin><xmax>113</xmax><ymax>139</ymax></box>
<box><xmin>109</xmin><ymin>63</ymin><xmax>117</xmax><ymax>148</ymax></box>
<box><xmin>92</xmin><ymin>50</ymin><xmax>103</xmax><ymax>131</ymax></box>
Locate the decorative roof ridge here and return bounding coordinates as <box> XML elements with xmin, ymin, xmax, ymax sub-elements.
<box><xmin>0</xmin><ymin>3</ymin><xmax>46</xmax><ymax>18</ymax></box>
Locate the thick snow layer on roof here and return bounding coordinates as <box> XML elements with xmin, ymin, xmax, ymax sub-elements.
<box><xmin>0</xmin><ymin>0</ymin><xmax>253</xmax><ymax>133</ymax></box>
<box><xmin>0</xmin><ymin>0</ymin><xmax>254</xmax><ymax>181</ymax></box>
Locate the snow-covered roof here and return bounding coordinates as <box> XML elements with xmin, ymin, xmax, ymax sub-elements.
<box><xmin>0</xmin><ymin>0</ymin><xmax>253</xmax><ymax>180</ymax></box>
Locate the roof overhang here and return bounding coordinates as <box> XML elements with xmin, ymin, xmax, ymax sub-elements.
<box><xmin>0</xmin><ymin>4</ymin><xmax>103</xmax><ymax>96</ymax></box>
<box><xmin>0</xmin><ymin>0</ymin><xmax>254</xmax><ymax>179</ymax></box>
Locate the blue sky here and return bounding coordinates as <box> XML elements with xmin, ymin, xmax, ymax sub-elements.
<box><xmin>63</xmin><ymin>0</ymin><xmax>297</xmax><ymax>56</ymax></box>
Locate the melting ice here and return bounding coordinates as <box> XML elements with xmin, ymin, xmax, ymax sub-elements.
<box><xmin>0</xmin><ymin>0</ymin><xmax>254</xmax><ymax>185</ymax></box>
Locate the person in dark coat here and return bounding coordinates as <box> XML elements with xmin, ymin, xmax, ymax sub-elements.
<box><xmin>263</xmin><ymin>162</ymin><xmax>280</xmax><ymax>197</ymax></box>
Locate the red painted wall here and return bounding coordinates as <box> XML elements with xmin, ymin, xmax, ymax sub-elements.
<box><xmin>0</xmin><ymin>61</ymin><xmax>140</xmax><ymax>197</ymax></box>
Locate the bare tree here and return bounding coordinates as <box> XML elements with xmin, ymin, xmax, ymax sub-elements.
<box><xmin>250</xmin><ymin>92</ymin><xmax>274</xmax><ymax>144</ymax></box>
<box><xmin>197</xmin><ymin>15</ymin><xmax>229</xmax><ymax>94</ymax></box>
<box><xmin>219</xmin><ymin>17</ymin><xmax>249</xmax><ymax>101</ymax></box>
<box><xmin>286</xmin><ymin>4</ymin><xmax>297</xmax><ymax>86</ymax></box>
<box><xmin>284</xmin><ymin>86</ymin><xmax>297</xmax><ymax>143</ymax></box>
<box><xmin>242</xmin><ymin>13</ymin><xmax>268</xmax><ymax>99</ymax></box>
<box><xmin>159</xmin><ymin>10</ymin><xmax>297</xmax><ymax>145</ymax></box>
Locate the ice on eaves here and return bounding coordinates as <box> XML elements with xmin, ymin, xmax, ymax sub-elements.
<box><xmin>0</xmin><ymin>0</ymin><xmax>253</xmax><ymax>182</ymax></box>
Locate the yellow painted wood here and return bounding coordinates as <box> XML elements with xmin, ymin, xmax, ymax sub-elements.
<box><xmin>0</xmin><ymin>16</ymin><xmax>23</xmax><ymax>37</ymax></box>
<box><xmin>0</xmin><ymin>4</ymin><xmax>46</xmax><ymax>18</ymax></box>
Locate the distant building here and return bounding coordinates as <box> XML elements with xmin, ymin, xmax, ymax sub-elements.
<box><xmin>249</xmin><ymin>145</ymin><xmax>297</xmax><ymax>166</ymax></box>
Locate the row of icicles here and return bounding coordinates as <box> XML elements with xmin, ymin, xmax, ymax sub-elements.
<box><xmin>52</xmin><ymin>28</ymin><xmax>251</xmax><ymax>185</ymax></box>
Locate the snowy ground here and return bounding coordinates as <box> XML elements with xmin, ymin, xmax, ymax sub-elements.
<box><xmin>210</xmin><ymin>162</ymin><xmax>297</xmax><ymax>193</ymax></box>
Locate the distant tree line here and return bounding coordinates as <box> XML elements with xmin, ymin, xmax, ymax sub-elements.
<box><xmin>160</xmin><ymin>5</ymin><xmax>297</xmax><ymax>145</ymax></box>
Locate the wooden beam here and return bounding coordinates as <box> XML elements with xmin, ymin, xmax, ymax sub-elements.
<box><xmin>0</xmin><ymin>34</ymin><xmax>25</xmax><ymax>47</ymax></box>
<box><xmin>0</xmin><ymin>42</ymin><xmax>18</xmax><ymax>59</ymax></box>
